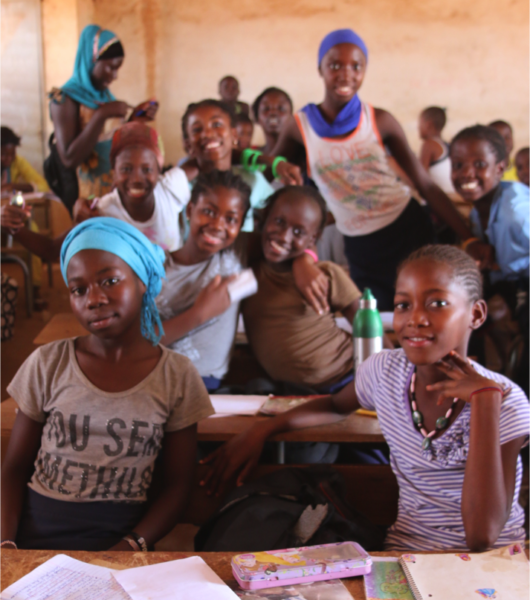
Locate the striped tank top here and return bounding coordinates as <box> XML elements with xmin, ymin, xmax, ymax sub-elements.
<box><xmin>295</xmin><ymin>103</ymin><xmax>411</xmax><ymax>237</ymax></box>
<box><xmin>355</xmin><ymin>349</ymin><xmax>529</xmax><ymax>551</ymax></box>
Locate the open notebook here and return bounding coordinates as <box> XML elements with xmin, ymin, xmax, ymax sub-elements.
<box><xmin>398</xmin><ymin>544</ymin><xmax>528</xmax><ymax>600</ymax></box>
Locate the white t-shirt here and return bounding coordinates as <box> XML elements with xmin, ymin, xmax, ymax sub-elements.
<box><xmin>98</xmin><ymin>166</ymin><xmax>190</xmax><ymax>251</ymax></box>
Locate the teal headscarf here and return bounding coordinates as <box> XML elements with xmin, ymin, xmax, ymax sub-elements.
<box><xmin>61</xmin><ymin>24</ymin><xmax>122</xmax><ymax>109</ymax></box>
<box><xmin>60</xmin><ymin>217</ymin><xmax>166</xmax><ymax>345</ymax></box>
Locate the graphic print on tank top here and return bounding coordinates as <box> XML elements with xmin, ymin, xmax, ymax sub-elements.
<box><xmin>295</xmin><ymin>103</ymin><xmax>410</xmax><ymax>237</ymax></box>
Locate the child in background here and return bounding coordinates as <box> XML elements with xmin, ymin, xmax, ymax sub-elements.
<box><xmin>234</xmin><ymin>113</ymin><xmax>254</xmax><ymax>150</ymax></box>
<box><xmin>218</xmin><ymin>75</ymin><xmax>250</xmax><ymax>117</ymax></box>
<box><xmin>1</xmin><ymin>127</ymin><xmax>50</xmax><ymax>193</ymax></box>
<box><xmin>1</xmin><ymin>122</ymin><xmax>191</xmax><ymax>259</ymax></box>
<box><xmin>252</xmin><ymin>87</ymin><xmax>294</xmax><ymax>156</ymax></box>
<box><xmin>1</xmin><ymin>218</ymin><xmax>213</xmax><ymax>551</ymax></box>
<box><xmin>181</xmin><ymin>99</ymin><xmax>274</xmax><ymax>232</ymax></box>
<box><xmin>418</xmin><ymin>107</ymin><xmax>456</xmax><ymax>196</ymax></box>
<box><xmin>515</xmin><ymin>147</ymin><xmax>529</xmax><ymax>186</ymax></box>
<box><xmin>242</xmin><ymin>186</ymin><xmax>361</xmax><ymax>394</ymax></box>
<box><xmin>450</xmin><ymin>125</ymin><xmax>529</xmax><ymax>391</ymax></box>
<box><xmin>203</xmin><ymin>245</ymin><xmax>529</xmax><ymax>553</ymax></box>
<box><xmin>489</xmin><ymin>120</ymin><xmax>518</xmax><ymax>182</ymax></box>
<box><xmin>156</xmin><ymin>170</ymin><xmax>251</xmax><ymax>392</ymax></box>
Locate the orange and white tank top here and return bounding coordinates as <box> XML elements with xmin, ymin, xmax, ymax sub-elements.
<box><xmin>295</xmin><ymin>102</ymin><xmax>411</xmax><ymax>236</ymax></box>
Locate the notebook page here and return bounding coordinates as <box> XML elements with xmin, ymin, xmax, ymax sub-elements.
<box><xmin>1</xmin><ymin>554</ymin><xmax>130</xmax><ymax>600</ymax></box>
<box><xmin>399</xmin><ymin>544</ymin><xmax>528</xmax><ymax>600</ymax></box>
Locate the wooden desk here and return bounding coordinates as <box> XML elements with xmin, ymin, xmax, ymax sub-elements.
<box><xmin>1</xmin><ymin>549</ymin><xmax>403</xmax><ymax>598</ymax></box>
<box><xmin>199</xmin><ymin>413</ymin><xmax>383</xmax><ymax>443</ymax></box>
<box><xmin>33</xmin><ymin>313</ymin><xmax>87</xmax><ymax>345</ymax></box>
<box><xmin>1</xmin><ymin>398</ymin><xmax>384</xmax><ymax>448</ymax></box>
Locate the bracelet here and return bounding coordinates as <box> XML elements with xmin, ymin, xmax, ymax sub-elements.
<box><xmin>462</xmin><ymin>237</ymin><xmax>480</xmax><ymax>251</ymax></box>
<box><xmin>272</xmin><ymin>156</ymin><xmax>287</xmax><ymax>179</ymax></box>
<box><xmin>469</xmin><ymin>387</ymin><xmax>503</xmax><ymax>401</ymax></box>
<box><xmin>304</xmin><ymin>249</ymin><xmax>318</xmax><ymax>263</ymax></box>
<box><xmin>123</xmin><ymin>536</ymin><xmax>140</xmax><ymax>551</ymax></box>
<box><xmin>241</xmin><ymin>148</ymin><xmax>265</xmax><ymax>173</ymax></box>
<box><xmin>128</xmin><ymin>531</ymin><xmax>148</xmax><ymax>552</ymax></box>
<box><xmin>0</xmin><ymin>540</ymin><xmax>17</xmax><ymax>549</ymax></box>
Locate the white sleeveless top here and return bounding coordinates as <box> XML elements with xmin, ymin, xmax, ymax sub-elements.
<box><xmin>295</xmin><ymin>103</ymin><xmax>411</xmax><ymax>236</ymax></box>
<box><xmin>428</xmin><ymin>140</ymin><xmax>456</xmax><ymax>195</ymax></box>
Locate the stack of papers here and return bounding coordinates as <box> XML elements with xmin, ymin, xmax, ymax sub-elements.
<box><xmin>208</xmin><ymin>395</ymin><xmax>269</xmax><ymax>418</ymax></box>
<box><xmin>1</xmin><ymin>554</ymin><xmax>238</xmax><ymax>600</ymax></box>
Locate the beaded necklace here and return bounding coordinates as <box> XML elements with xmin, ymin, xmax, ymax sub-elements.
<box><xmin>409</xmin><ymin>369</ymin><xmax>459</xmax><ymax>450</ymax></box>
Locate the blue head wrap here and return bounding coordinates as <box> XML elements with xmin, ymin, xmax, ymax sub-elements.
<box><xmin>60</xmin><ymin>24</ymin><xmax>121</xmax><ymax>109</ymax></box>
<box><xmin>318</xmin><ymin>28</ymin><xmax>368</xmax><ymax>66</ymax></box>
<box><xmin>60</xmin><ymin>217</ymin><xmax>166</xmax><ymax>345</ymax></box>
<box><xmin>302</xmin><ymin>29</ymin><xmax>368</xmax><ymax>138</ymax></box>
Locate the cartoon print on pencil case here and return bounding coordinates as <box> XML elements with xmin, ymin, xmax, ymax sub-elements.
<box><xmin>475</xmin><ymin>590</ymin><xmax>497</xmax><ymax>599</ymax></box>
<box><xmin>456</xmin><ymin>553</ymin><xmax>471</xmax><ymax>561</ymax></box>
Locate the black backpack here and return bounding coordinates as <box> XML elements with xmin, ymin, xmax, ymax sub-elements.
<box><xmin>194</xmin><ymin>467</ymin><xmax>386</xmax><ymax>552</ymax></box>
<box><xmin>43</xmin><ymin>133</ymin><xmax>79</xmax><ymax>215</ymax></box>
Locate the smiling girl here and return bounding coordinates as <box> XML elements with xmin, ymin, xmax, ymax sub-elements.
<box><xmin>1</xmin><ymin>218</ymin><xmax>213</xmax><ymax>551</ymax></box>
<box><xmin>202</xmin><ymin>245</ymin><xmax>529</xmax><ymax>552</ymax></box>
<box><xmin>261</xmin><ymin>29</ymin><xmax>490</xmax><ymax>310</ymax></box>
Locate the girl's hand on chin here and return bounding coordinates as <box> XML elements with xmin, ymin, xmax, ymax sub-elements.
<box><xmin>427</xmin><ymin>351</ymin><xmax>505</xmax><ymax>405</ymax></box>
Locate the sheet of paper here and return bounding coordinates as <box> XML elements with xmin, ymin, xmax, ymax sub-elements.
<box><xmin>209</xmin><ymin>395</ymin><xmax>269</xmax><ymax>417</ymax></box>
<box><xmin>113</xmin><ymin>556</ymin><xmax>238</xmax><ymax>600</ymax></box>
<box><xmin>1</xmin><ymin>554</ymin><xmax>130</xmax><ymax>600</ymax></box>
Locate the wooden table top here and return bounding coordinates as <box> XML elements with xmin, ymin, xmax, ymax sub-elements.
<box><xmin>1</xmin><ymin>549</ymin><xmax>403</xmax><ymax>598</ymax></box>
<box><xmin>33</xmin><ymin>313</ymin><xmax>87</xmax><ymax>345</ymax></box>
<box><xmin>1</xmin><ymin>398</ymin><xmax>383</xmax><ymax>444</ymax></box>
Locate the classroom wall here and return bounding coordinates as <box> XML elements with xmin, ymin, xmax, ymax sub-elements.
<box><xmin>35</xmin><ymin>0</ymin><xmax>530</xmax><ymax>165</ymax></box>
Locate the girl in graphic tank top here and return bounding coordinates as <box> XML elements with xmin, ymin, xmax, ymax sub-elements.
<box><xmin>265</xmin><ymin>29</ymin><xmax>491</xmax><ymax>310</ymax></box>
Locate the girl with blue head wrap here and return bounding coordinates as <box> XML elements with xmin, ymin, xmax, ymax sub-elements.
<box><xmin>49</xmin><ymin>25</ymin><xmax>159</xmax><ymax>211</ymax></box>
<box><xmin>259</xmin><ymin>28</ymin><xmax>478</xmax><ymax>312</ymax></box>
<box><xmin>61</xmin><ymin>217</ymin><xmax>166</xmax><ymax>344</ymax></box>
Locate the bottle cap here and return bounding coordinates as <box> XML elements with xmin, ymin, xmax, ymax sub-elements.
<box><xmin>359</xmin><ymin>288</ymin><xmax>377</xmax><ymax>310</ymax></box>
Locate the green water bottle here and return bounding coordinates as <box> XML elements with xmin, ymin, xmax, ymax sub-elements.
<box><xmin>353</xmin><ymin>288</ymin><xmax>383</xmax><ymax>372</ymax></box>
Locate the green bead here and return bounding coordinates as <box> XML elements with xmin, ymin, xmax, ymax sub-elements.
<box><xmin>412</xmin><ymin>410</ymin><xmax>423</xmax><ymax>425</ymax></box>
<box><xmin>422</xmin><ymin>437</ymin><xmax>432</xmax><ymax>450</ymax></box>
<box><xmin>436</xmin><ymin>416</ymin><xmax>448</xmax><ymax>430</ymax></box>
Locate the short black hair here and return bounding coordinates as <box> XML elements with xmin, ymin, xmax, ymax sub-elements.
<box><xmin>234</xmin><ymin>113</ymin><xmax>253</xmax><ymax>127</ymax></box>
<box><xmin>1</xmin><ymin>126</ymin><xmax>21</xmax><ymax>147</ymax></box>
<box><xmin>450</xmin><ymin>125</ymin><xmax>507</xmax><ymax>163</ymax></box>
<box><xmin>190</xmin><ymin>169</ymin><xmax>251</xmax><ymax>217</ymax></box>
<box><xmin>262</xmin><ymin>185</ymin><xmax>327</xmax><ymax>235</ymax></box>
<box><xmin>398</xmin><ymin>244</ymin><xmax>483</xmax><ymax>303</ymax></box>
<box><xmin>181</xmin><ymin>99</ymin><xmax>236</xmax><ymax>140</ymax></box>
<box><xmin>421</xmin><ymin>106</ymin><xmax>447</xmax><ymax>131</ymax></box>
<box><xmin>252</xmin><ymin>87</ymin><xmax>293</xmax><ymax>121</ymax></box>
<box><xmin>489</xmin><ymin>120</ymin><xmax>513</xmax><ymax>133</ymax></box>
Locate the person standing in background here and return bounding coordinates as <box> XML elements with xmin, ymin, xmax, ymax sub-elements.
<box><xmin>489</xmin><ymin>120</ymin><xmax>518</xmax><ymax>182</ymax></box>
<box><xmin>218</xmin><ymin>75</ymin><xmax>250</xmax><ymax>117</ymax></box>
<box><xmin>1</xmin><ymin>127</ymin><xmax>49</xmax><ymax>193</ymax></box>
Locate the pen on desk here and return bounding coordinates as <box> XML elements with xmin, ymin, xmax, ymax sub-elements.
<box><xmin>355</xmin><ymin>408</ymin><xmax>378</xmax><ymax>418</ymax></box>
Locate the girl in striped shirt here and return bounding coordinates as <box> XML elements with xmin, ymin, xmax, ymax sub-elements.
<box><xmin>203</xmin><ymin>245</ymin><xmax>529</xmax><ymax>552</ymax></box>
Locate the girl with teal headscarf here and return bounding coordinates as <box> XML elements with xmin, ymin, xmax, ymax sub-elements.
<box><xmin>49</xmin><ymin>24</ymin><xmax>158</xmax><ymax>207</ymax></box>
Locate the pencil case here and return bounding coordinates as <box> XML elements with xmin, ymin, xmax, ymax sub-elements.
<box><xmin>231</xmin><ymin>541</ymin><xmax>372</xmax><ymax>590</ymax></box>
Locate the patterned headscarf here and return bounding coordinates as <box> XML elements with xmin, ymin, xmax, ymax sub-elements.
<box><xmin>110</xmin><ymin>122</ymin><xmax>164</xmax><ymax>170</ymax></box>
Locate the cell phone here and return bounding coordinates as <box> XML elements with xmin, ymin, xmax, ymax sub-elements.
<box><xmin>135</xmin><ymin>100</ymin><xmax>157</xmax><ymax>117</ymax></box>
<box><xmin>10</xmin><ymin>191</ymin><xmax>25</xmax><ymax>208</ymax></box>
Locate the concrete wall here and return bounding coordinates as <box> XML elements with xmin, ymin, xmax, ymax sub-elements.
<box><xmin>18</xmin><ymin>0</ymin><xmax>530</xmax><ymax>165</ymax></box>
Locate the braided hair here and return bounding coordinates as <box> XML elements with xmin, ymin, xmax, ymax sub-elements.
<box><xmin>190</xmin><ymin>169</ymin><xmax>251</xmax><ymax>217</ymax></box>
<box><xmin>450</xmin><ymin>125</ymin><xmax>507</xmax><ymax>164</ymax></box>
<box><xmin>397</xmin><ymin>244</ymin><xmax>483</xmax><ymax>303</ymax></box>
<box><xmin>181</xmin><ymin>99</ymin><xmax>236</xmax><ymax>140</ymax></box>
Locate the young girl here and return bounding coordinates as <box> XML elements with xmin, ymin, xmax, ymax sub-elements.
<box><xmin>1</xmin><ymin>126</ymin><xmax>50</xmax><ymax>193</ymax></box>
<box><xmin>202</xmin><ymin>245</ymin><xmax>529</xmax><ymax>552</ymax></box>
<box><xmin>50</xmin><ymin>24</ymin><xmax>158</xmax><ymax>210</ymax></box>
<box><xmin>1</xmin><ymin>122</ymin><xmax>191</xmax><ymax>259</ymax></box>
<box><xmin>253</xmin><ymin>29</ymin><xmax>489</xmax><ymax>310</ymax></box>
<box><xmin>156</xmin><ymin>170</ymin><xmax>251</xmax><ymax>392</ymax></box>
<box><xmin>252</xmin><ymin>88</ymin><xmax>294</xmax><ymax>156</ymax></box>
<box><xmin>1</xmin><ymin>218</ymin><xmax>214</xmax><ymax>551</ymax></box>
<box><xmin>417</xmin><ymin>107</ymin><xmax>456</xmax><ymax>196</ymax></box>
<box><xmin>181</xmin><ymin>99</ymin><xmax>274</xmax><ymax>232</ymax></box>
<box><xmin>242</xmin><ymin>185</ymin><xmax>362</xmax><ymax>394</ymax></box>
